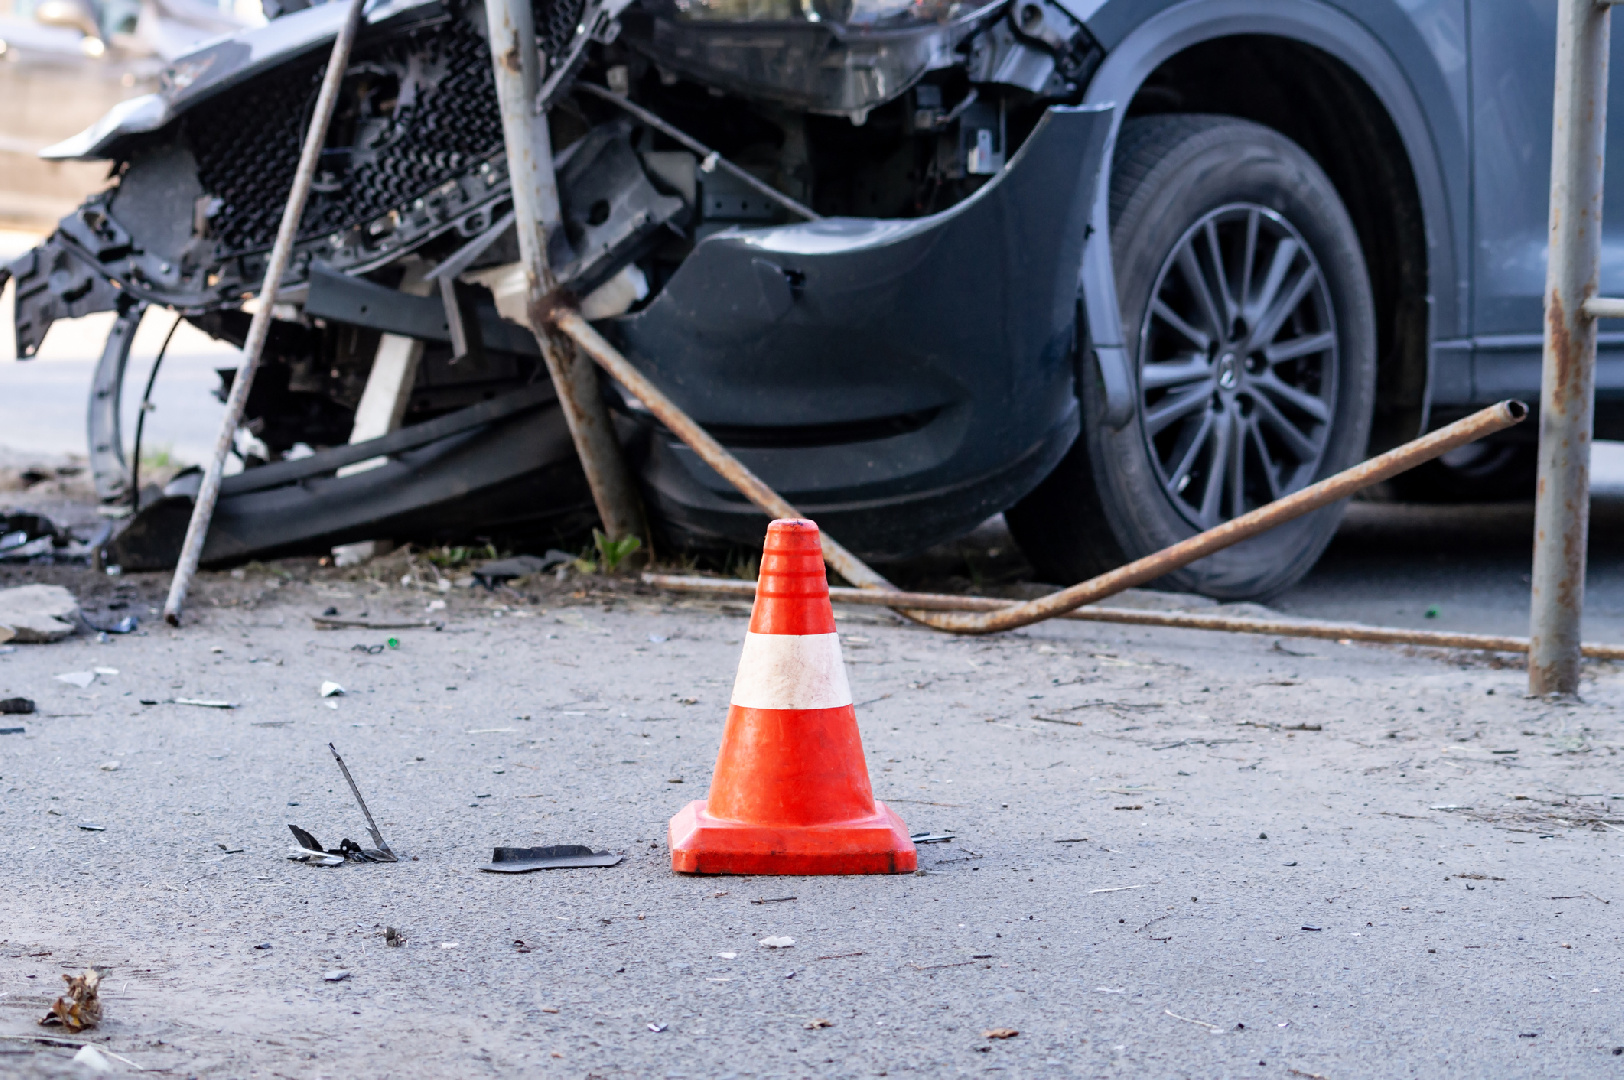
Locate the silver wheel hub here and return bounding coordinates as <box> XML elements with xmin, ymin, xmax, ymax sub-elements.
<box><xmin>1136</xmin><ymin>204</ymin><xmax>1339</xmax><ymax>530</ymax></box>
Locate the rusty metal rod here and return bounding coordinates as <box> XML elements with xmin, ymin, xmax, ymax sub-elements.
<box><xmin>905</xmin><ymin>400</ymin><xmax>1529</xmax><ymax>634</ymax></box>
<box><xmin>642</xmin><ymin>572</ymin><xmax>1624</xmax><ymax>661</ymax></box>
<box><xmin>161</xmin><ymin>0</ymin><xmax>368</xmax><ymax>626</ymax></box>
<box><xmin>553</xmin><ymin>309</ymin><xmax>889</xmax><ymax>589</ymax></box>
<box><xmin>1530</xmin><ymin>0</ymin><xmax>1610</xmax><ymax>696</ymax></box>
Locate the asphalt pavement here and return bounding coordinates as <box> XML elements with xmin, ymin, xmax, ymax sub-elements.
<box><xmin>0</xmin><ymin>560</ymin><xmax>1621</xmax><ymax>1078</ymax></box>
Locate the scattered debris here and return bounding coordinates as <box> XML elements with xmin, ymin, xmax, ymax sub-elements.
<box><xmin>983</xmin><ymin>1028</ymin><xmax>1019</xmax><ymax>1040</ymax></box>
<box><xmin>324</xmin><ymin>969</ymin><xmax>351</xmax><ymax>982</ymax></box>
<box><xmin>1</xmin><ymin>696</ymin><xmax>37</xmax><ymax>714</ymax></box>
<box><xmin>71</xmin><ymin>1045</ymin><xmax>113</xmax><ymax>1074</ymax></box>
<box><xmin>647</xmin><ymin>1022</ymin><xmax>668</xmax><ymax>1032</ymax></box>
<box><xmin>805</xmin><ymin>1018</ymin><xmax>834</xmax><ymax>1029</ymax></box>
<box><xmin>99</xmin><ymin>761</ymin><xmax>120</xmax><ymax>771</ymax></box>
<box><xmin>328</xmin><ymin>743</ymin><xmax>399</xmax><ymax>860</ymax></box>
<box><xmin>479</xmin><ymin>845</ymin><xmax>624</xmax><ymax>872</ymax></box>
<box><xmin>1165</xmin><ymin>1008</ymin><xmax>1222</xmax><ymax>1032</ymax></box>
<box><xmin>1054</xmin><ymin>837</ymin><xmax>1090</xmax><ymax>843</ymax></box>
<box><xmin>141</xmin><ymin>696</ymin><xmax>238</xmax><ymax>708</ymax></box>
<box><xmin>759</xmin><ymin>936</ymin><xmax>795</xmax><ymax>948</ymax></box>
<box><xmin>55</xmin><ymin>671</ymin><xmax>96</xmax><ymax>689</ymax></box>
<box><xmin>320</xmin><ymin>681</ymin><xmax>345</xmax><ymax>698</ymax></box>
<box><xmin>750</xmin><ymin>896</ymin><xmax>797</xmax><ymax>905</ymax></box>
<box><xmin>1114</xmin><ymin>805</ymin><xmax>1144</xmax><ymax>811</ymax></box>
<box><xmin>1090</xmin><ymin>884</ymin><xmax>1153</xmax><ymax>894</ymax></box>
<box><xmin>386</xmin><ymin>927</ymin><xmax>404</xmax><ymax>947</ymax></box>
<box><xmin>218</xmin><ymin>843</ymin><xmax>243</xmax><ymax>853</ymax></box>
<box><xmin>39</xmin><ymin>969</ymin><xmax>101</xmax><ymax>1031</ymax></box>
<box><xmin>79</xmin><ymin>611</ymin><xmax>138</xmax><ymax>635</ymax></box>
<box><xmin>0</xmin><ymin>584</ymin><xmax>80</xmax><ymax>642</ymax></box>
<box><xmin>1301</xmin><ymin>925</ymin><xmax>1323</xmax><ymax>931</ymax></box>
<box><xmin>473</xmin><ymin>552</ymin><xmax>573</xmax><ymax>587</ymax></box>
<box><xmin>287</xmin><ymin>831</ymin><xmax>347</xmax><ymax>866</ymax></box>
<box><xmin>0</xmin><ymin>726</ymin><xmax>23</xmax><ymax>735</ymax></box>
<box><xmin>314</xmin><ymin>615</ymin><xmax>441</xmax><ymax>630</ymax></box>
<box><xmin>909</xmin><ymin>832</ymin><xmax>956</xmax><ymax>844</ymax></box>
<box><xmin>78</xmin><ymin>823</ymin><xmax>105</xmax><ymax>832</ymax></box>
<box><xmin>814</xmin><ymin>952</ymin><xmax>864</xmax><ymax>961</ymax></box>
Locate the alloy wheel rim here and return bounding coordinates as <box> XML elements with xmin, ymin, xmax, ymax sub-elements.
<box><xmin>1136</xmin><ymin>203</ymin><xmax>1339</xmax><ymax>531</ymax></box>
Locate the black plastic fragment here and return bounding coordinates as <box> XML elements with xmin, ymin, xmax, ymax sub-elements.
<box><xmin>480</xmin><ymin>845</ymin><xmax>624</xmax><ymax>873</ymax></box>
<box><xmin>0</xmin><ymin>697</ymin><xmax>35</xmax><ymax>715</ymax></box>
<box><xmin>472</xmin><ymin>552</ymin><xmax>573</xmax><ymax>588</ymax></box>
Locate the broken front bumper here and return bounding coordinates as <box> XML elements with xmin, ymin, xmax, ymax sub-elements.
<box><xmin>610</xmin><ymin>103</ymin><xmax>1111</xmax><ymax>556</ymax></box>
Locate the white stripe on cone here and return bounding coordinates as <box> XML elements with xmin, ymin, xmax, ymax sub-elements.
<box><xmin>730</xmin><ymin>632</ymin><xmax>853</xmax><ymax>711</ymax></box>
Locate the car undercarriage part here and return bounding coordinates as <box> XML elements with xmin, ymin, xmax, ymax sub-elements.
<box><xmin>106</xmin><ymin>381</ymin><xmax>594</xmax><ymax>571</ymax></box>
<box><xmin>640</xmin><ymin>572</ymin><xmax>1624</xmax><ymax>661</ymax></box>
<box><xmin>163</xmin><ymin>0</ymin><xmax>370</xmax><ymax>627</ymax></box>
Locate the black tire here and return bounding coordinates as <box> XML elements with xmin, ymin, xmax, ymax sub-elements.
<box><xmin>1008</xmin><ymin>114</ymin><xmax>1377</xmax><ymax>600</ymax></box>
<box><xmin>1384</xmin><ymin>441</ymin><xmax>1537</xmax><ymax>503</ymax></box>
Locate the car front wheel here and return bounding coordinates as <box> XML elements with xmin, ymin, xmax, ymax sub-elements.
<box><xmin>1008</xmin><ymin>114</ymin><xmax>1377</xmax><ymax>600</ymax></box>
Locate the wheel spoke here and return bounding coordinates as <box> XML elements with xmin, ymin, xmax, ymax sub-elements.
<box><xmin>1150</xmin><ymin>298</ymin><xmax>1212</xmax><ymax>353</ymax></box>
<box><xmin>1245</xmin><ymin>238</ymin><xmax>1300</xmax><ymax>330</ymax></box>
<box><xmin>1263</xmin><ymin>330</ymin><xmax>1336</xmax><ymax>365</ymax></box>
<box><xmin>1196</xmin><ymin>408</ymin><xmax>1233</xmax><ymax>528</ymax></box>
<box><xmin>1228</xmin><ymin>405</ymin><xmax>1248</xmax><ymax>520</ymax></box>
<box><xmin>1252</xmin><ymin>371</ymin><xmax>1330</xmax><ymax>425</ymax></box>
<box><xmin>1144</xmin><ymin>384</ymin><xmax>1211</xmax><ymax>437</ymax></box>
<box><xmin>1248</xmin><ymin>417</ymin><xmax>1281</xmax><ymax>501</ymax></box>
<box><xmin>1239</xmin><ymin>208</ymin><xmax>1260</xmax><ymax>311</ymax></box>
<box><xmin>1175</xmin><ymin>243</ymin><xmax>1224</xmax><ymax>341</ymax></box>
<box><xmin>1203</xmin><ymin>219</ymin><xmax>1239</xmax><ymax>327</ymax></box>
<box><xmin>1165</xmin><ymin>409</ymin><xmax>1215</xmax><ymax>495</ymax></box>
<box><xmin>1247</xmin><ymin>268</ymin><xmax>1318</xmax><ymax>353</ymax></box>
<box><xmin>1252</xmin><ymin>391</ymin><xmax>1320</xmax><ymax>462</ymax></box>
<box><xmin>1142</xmin><ymin>354</ymin><xmax>1211</xmax><ymax>390</ymax></box>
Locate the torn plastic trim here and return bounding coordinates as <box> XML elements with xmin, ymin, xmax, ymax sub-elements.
<box><xmin>42</xmin><ymin>0</ymin><xmax>445</xmax><ymax>162</ymax></box>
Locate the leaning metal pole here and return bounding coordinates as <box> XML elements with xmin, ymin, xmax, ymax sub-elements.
<box><xmin>1530</xmin><ymin>0</ymin><xmax>1610</xmax><ymax>696</ymax></box>
<box><xmin>162</xmin><ymin>0</ymin><xmax>369</xmax><ymax>626</ymax></box>
<box><xmin>485</xmin><ymin>0</ymin><xmax>646</xmax><ymax>544</ymax></box>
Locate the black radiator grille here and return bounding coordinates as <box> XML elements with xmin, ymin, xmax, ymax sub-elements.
<box><xmin>184</xmin><ymin>0</ymin><xmax>584</xmax><ymax>258</ymax></box>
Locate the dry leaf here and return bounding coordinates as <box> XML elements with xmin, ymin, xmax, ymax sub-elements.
<box><xmin>40</xmin><ymin>968</ymin><xmax>101</xmax><ymax>1032</ymax></box>
<box><xmin>983</xmin><ymin>1027</ymin><xmax>1019</xmax><ymax>1040</ymax></box>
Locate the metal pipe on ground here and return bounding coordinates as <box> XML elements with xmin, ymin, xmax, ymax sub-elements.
<box><xmin>487</xmin><ymin>0</ymin><xmax>646</xmax><ymax>545</ymax></box>
<box><xmin>1530</xmin><ymin>0</ymin><xmax>1610</xmax><ymax>696</ymax></box>
<box><xmin>554</xmin><ymin>304</ymin><xmax>1527</xmax><ymax>635</ymax></box>
<box><xmin>161</xmin><ymin>0</ymin><xmax>369</xmax><ymax>626</ymax></box>
<box><xmin>642</xmin><ymin>573</ymin><xmax>1624</xmax><ymax>661</ymax></box>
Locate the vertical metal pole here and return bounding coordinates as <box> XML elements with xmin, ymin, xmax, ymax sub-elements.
<box><xmin>162</xmin><ymin>0</ymin><xmax>368</xmax><ymax>625</ymax></box>
<box><xmin>483</xmin><ymin>0</ymin><xmax>646</xmax><ymax>543</ymax></box>
<box><xmin>1530</xmin><ymin>0</ymin><xmax>1610</xmax><ymax>696</ymax></box>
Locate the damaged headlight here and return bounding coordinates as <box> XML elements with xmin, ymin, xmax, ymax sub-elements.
<box><xmin>673</xmin><ymin>0</ymin><xmax>974</xmax><ymax>29</ymax></box>
<box><xmin>625</xmin><ymin>0</ymin><xmax>1002</xmax><ymax>118</ymax></box>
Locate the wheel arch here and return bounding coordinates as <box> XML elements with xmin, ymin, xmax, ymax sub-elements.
<box><xmin>1076</xmin><ymin>0</ymin><xmax>1467</xmax><ymax>454</ymax></box>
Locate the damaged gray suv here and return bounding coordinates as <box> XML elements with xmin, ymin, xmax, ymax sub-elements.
<box><xmin>0</xmin><ymin>0</ymin><xmax>1585</xmax><ymax>599</ymax></box>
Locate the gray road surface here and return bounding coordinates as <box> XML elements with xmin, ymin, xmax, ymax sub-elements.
<box><xmin>0</xmin><ymin>564</ymin><xmax>1620</xmax><ymax>1078</ymax></box>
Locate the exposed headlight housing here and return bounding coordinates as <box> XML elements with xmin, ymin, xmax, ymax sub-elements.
<box><xmin>623</xmin><ymin>0</ymin><xmax>1003</xmax><ymax>119</ymax></box>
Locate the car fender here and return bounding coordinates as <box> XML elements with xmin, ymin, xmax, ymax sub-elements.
<box><xmin>1074</xmin><ymin>0</ymin><xmax>1466</xmax><ymax>435</ymax></box>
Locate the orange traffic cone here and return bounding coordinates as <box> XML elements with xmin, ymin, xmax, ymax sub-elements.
<box><xmin>669</xmin><ymin>519</ymin><xmax>916</xmax><ymax>875</ymax></box>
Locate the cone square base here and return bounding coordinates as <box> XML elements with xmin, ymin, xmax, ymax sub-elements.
<box><xmin>668</xmin><ymin>799</ymin><xmax>917</xmax><ymax>876</ymax></box>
